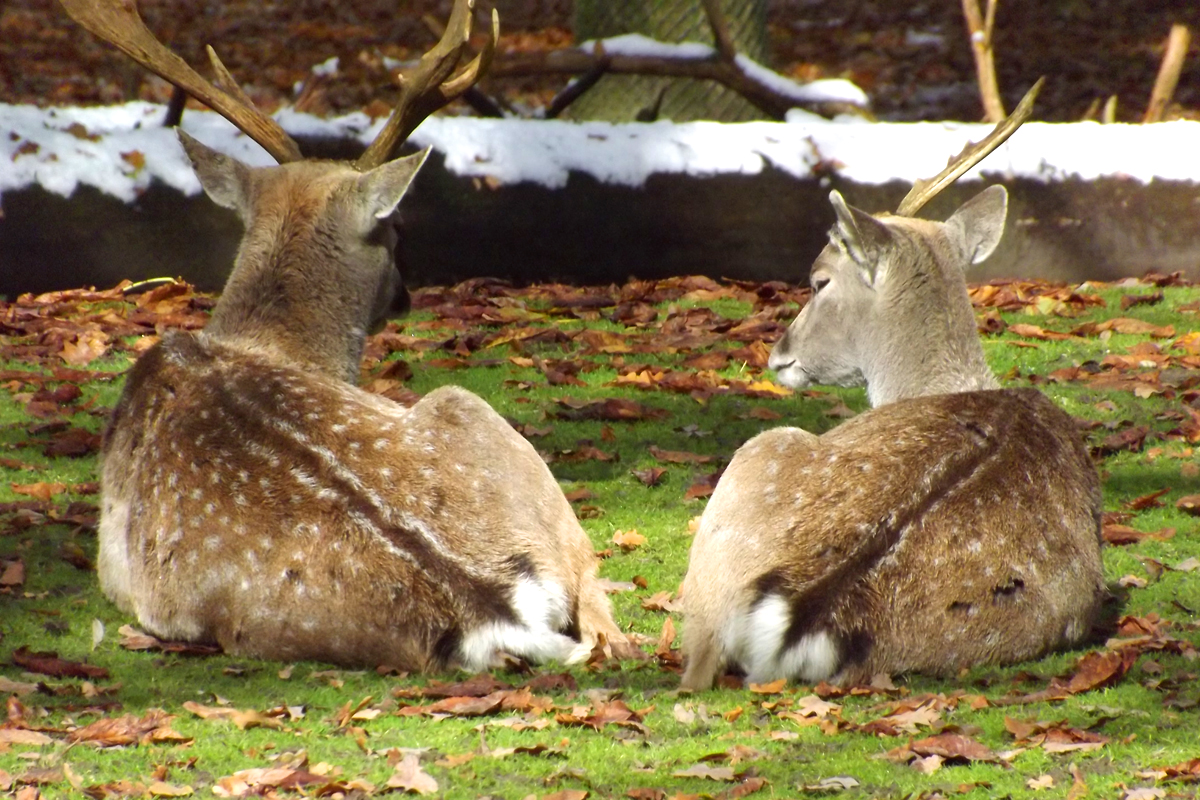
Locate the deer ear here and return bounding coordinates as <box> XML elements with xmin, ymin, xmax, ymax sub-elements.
<box><xmin>178</xmin><ymin>130</ymin><xmax>252</xmax><ymax>214</ymax></box>
<box><xmin>357</xmin><ymin>147</ymin><xmax>431</xmax><ymax>221</ymax></box>
<box><xmin>829</xmin><ymin>190</ymin><xmax>893</xmax><ymax>281</ymax></box>
<box><xmin>945</xmin><ymin>184</ymin><xmax>1008</xmax><ymax>266</ymax></box>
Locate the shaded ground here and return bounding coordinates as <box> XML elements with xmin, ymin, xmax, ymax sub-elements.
<box><xmin>2</xmin><ymin>0</ymin><xmax>1199</xmax><ymax>121</ymax></box>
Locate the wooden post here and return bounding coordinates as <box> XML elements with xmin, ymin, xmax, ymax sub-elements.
<box><xmin>962</xmin><ymin>0</ymin><xmax>1005</xmax><ymax>123</ymax></box>
<box><xmin>1143</xmin><ymin>24</ymin><xmax>1191</xmax><ymax>123</ymax></box>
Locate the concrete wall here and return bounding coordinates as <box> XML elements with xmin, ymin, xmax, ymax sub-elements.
<box><xmin>3</xmin><ymin>148</ymin><xmax>1199</xmax><ymax>298</ymax></box>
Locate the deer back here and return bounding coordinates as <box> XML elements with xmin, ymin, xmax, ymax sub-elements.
<box><xmin>100</xmin><ymin>331</ymin><xmax>628</xmax><ymax>669</ymax></box>
<box><xmin>681</xmin><ymin>388</ymin><xmax>1104</xmax><ymax>688</ymax></box>
<box><xmin>768</xmin><ymin>186</ymin><xmax>1008</xmax><ymax>407</ymax></box>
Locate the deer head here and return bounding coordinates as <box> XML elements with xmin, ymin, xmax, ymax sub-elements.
<box><xmin>59</xmin><ymin>0</ymin><xmax>497</xmax><ymax>383</ymax></box>
<box><xmin>767</xmin><ymin>81</ymin><xmax>1043</xmax><ymax>407</ymax></box>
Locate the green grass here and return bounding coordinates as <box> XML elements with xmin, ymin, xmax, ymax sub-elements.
<box><xmin>1</xmin><ymin>277</ymin><xmax>1199</xmax><ymax>798</ymax></box>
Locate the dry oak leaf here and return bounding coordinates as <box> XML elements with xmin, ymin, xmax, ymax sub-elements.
<box><xmin>631</xmin><ymin>466</ymin><xmax>668</xmax><ymax>487</ymax></box>
<box><xmin>626</xmin><ymin>790</ymin><xmax>665</xmax><ymax>800</ymax></box>
<box><xmin>181</xmin><ymin>701</ymin><xmax>283</xmax><ymax>731</ymax></box>
<box><xmin>640</xmin><ymin>590</ymin><xmax>680</xmax><ymax>612</ymax></box>
<box><xmin>1060</xmin><ymin>649</ymin><xmax>1140</xmax><ymax>694</ymax></box>
<box><xmin>1102</xmin><ymin>524</ymin><xmax>1175</xmax><ymax>545</ymax></box>
<box><xmin>60</xmin><ymin>329</ymin><xmax>111</xmax><ymax>366</ymax></box>
<box><xmin>555</xmin><ymin>698</ymin><xmax>646</xmax><ymax>731</ymax></box>
<box><xmin>656</xmin><ymin>616</ymin><xmax>679</xmax><ymax>660</ymax></box>
<box><xmin>0</xmin><ymin>677</ymin><xmax>38</xmax><ymax>697</ymax></box>
<box><xmin>1027</xmin><ymin>774</ymin><xmax>1055</xmax><ymax>790</ymax></box>
<box><xmin>10</xmin><ymin>482</ymin><xmax>68</xmax><ymax>502</ymax></box>
<box><xmin>386</xmin><ymin>753</ymin><xmax>438</xmax><ymax>795</ymax></box>
<box><xmin>1125</xmin><ymin>488</ymin><xmax>1170</xmax><ymax>510</ymax></box>
<box><xmin>0</xmin><ymin>729</ymin><xmax>54</xmax><ymax>747</ymax></box>
<box><xmin>612</xmin><ymin>529</ymin><xmax>647</xmax><ymax>551</ymax></box>
<box><xmin>748</xmin><ymin>678</ymin><xmax>787</xmax><ymax>695</ymax></box>
<box><xmin>212</xmin><ymin>767</ymin><xmax>326</xmax><ymax>798</ymax></box>
<box><xmin>0</xmin><ymin>558</ymin><xmax>25</xmax><ymax>588</ymax></box>
<box><xmin>1176</xmin><ymin>494</ymin><xmax>1200</xmax><ymax>516</ymax></box>
<box><xmin>116</xmin><ymin>625</ymin><xmax>221</xmax><ymax>656</ymax></box>
<box><xmin>900</xmin><ymin>733</ymin><xmax>999</xmax><ymax>764</ymax></box>
<box><xmin>649</xmin><ymin>445</ymin><xmax>712</xmax><ymax>465</ymax></box>
<box><xmin>11</xmin><ymin>646</ymin><xmax>108</xmax><ymax>679</ymax></box>
<box><xmin>1007</xmin><ymin>323</ymin><xmax>1081</xmax><ymax>341</ymax></box>
<box><xmin>543</xmin><ymin>791</ymin><xmax>589</xmax><ymax>800</ymax></box>
<box><xmin>68</xmin><ymin>710</ymin><xmax>189</xmax><ymax>747</ymax></box>
<box><xmin>673</xmin><ymin>764</ymin><xmax>736</xmax><ymax>782</ymax></box>
<box><xmin>1072</xmin><ymin>317</ymin><xmax>1175</xmax><ymax>338</ymax></box>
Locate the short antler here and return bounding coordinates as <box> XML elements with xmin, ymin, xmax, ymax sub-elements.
<box><xmin>59</xmin><ymin>0</ymin><xmax>303</xmax><ymax>163</ymax></box>
<box><xmin>895</xmin><ymin>77</ymin><xmax>1043</xmax><ymax>217</ymax></box>
<box><xmin>355</xmin><ymin>0</ymin><xmax>497</xmax><ymax>171</ymax></box>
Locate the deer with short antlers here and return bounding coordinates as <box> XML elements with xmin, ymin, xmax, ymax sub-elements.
<box><xmin>681</xmin><ymin>81</ymin><xmax>1107</xmax><ymax>689</ymax></box>
<box><xmin>65</xmin><ymin>0</ymin><xmax>638</xmax><ymax>669</ymax></box>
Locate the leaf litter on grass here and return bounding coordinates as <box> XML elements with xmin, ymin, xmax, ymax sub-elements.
<box><xmin>2</xmin><ymin>274</ymin><xmax>1200</xmax><ymax>797</ymax></box>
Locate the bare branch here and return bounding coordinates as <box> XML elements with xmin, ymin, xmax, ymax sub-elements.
<box><xmin>896</xmin><ymin>77</ymin><xmax>1043</xmax><ymax>218</ymax></box>
<box><xmin>701</xmin><ymin>0</ymin><xmax>738</xmax><ymax>62</ymax></box>
<box><xmin>1102</xmin><ymin>94</ymin><xmax>1119</xmax><ymax>124</ymax></box>
<box><xmin>489</xmin><ymin>45</ymin><xmax>866</xmax><ymax>120</ymax></box>
<box><xmin>59</xmin><ymin>0</ymin><xmax>302</xmax><ymax>162</ymax></box>
<box><xmin>545</xmin><ymin>42</ymin><xmax>610</xmax><ymax>119</ymax></box>
<box><xmin>961</xmin><ymin>0</ymin><xmax>1005</xmax><ymax>122</ymax></box>
<box><xmin>1143</xmin><ymin>24</ymin><xmax>1191</xmax><ymax>123</ymax></box>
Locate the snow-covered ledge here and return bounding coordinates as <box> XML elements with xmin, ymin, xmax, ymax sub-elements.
<box><xmin>3</xmin><ymin>102</ymin><xmax>1200</xmax><ymax>296</ymax></box>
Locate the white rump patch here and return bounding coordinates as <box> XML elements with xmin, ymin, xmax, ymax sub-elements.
<box><xmin>726</xmin><ymin>594</ymin><xmax>841</xmax><ymax>684</ymax></box>
<box><xmin>457</xmin><ymin>578</ymin><xmax>584</xmax><ymax>669</ymax></box>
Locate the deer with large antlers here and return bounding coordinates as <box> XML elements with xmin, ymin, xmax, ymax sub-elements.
<box><xmin>681</xmin><ymin>82</ymin><xmax>1107</xmax><ymax>689</ymax></box>
<box><xmin>66</xmin><ymin>0</ymin><xmax>638</xmax><ymax>669</ymax></box>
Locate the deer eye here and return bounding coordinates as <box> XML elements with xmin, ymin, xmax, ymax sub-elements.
<box><xmin>811</xmin><ymin>276</ymin><xmax>830</xmax><ymax>294</ymax></box>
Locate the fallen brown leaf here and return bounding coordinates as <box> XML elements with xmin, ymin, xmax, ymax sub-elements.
<box><xmin>612</xmin><ymin>529</ymin><xmax>647</xmax><ymax>551</ymax></box>
<box><xmin>648</xmin><ymin>445</ymin><xmax>712</xmax><ymax>465</ymax></box>
<box><xmin>386</xmin><ymin>753</ymin><xmax>438</xmax><ymax>795</ymax></box>
<box><xmin>673</xmin><ymin>764</ymin><xmax>736</xmax><ymax>782</ymax></box>
<box><xmin>181</xmin><ymin>702</ymin><xmax>283</xmax><ymax>730</ymax></box>
<box><xmin>1176</xmin><ymin>494</ymin><xmax>1200</xmax><ymax>516</ymax></box>
<box><xmin>68</xmin><ymin>710</ymin><xmax>189</xmax><ymax>747</ymax></box>
<box><xmin>1102</xmin><ymin>524</ymin><xmax>1176</xmax><ymax>545</ymax></box>
<box><xmin>631</xmin><ymin>466</ymin><xmax>668</xmax><ymax>487</ymax></box>
<box><xmin>10</xmin><ymin>482</ymin><xmax>68</xmax><ymax>502</ymax></box>
<box><xmin>11</xmin><ymin>647</ymin><xmax>108</xmax><ymax>679</ymax></box>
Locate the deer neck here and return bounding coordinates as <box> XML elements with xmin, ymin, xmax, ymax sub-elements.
<box><xmin>204</xmin><ymin>209</ymin><xmax>379</xmax><ymax>385</ymax></box>
<box><xmin>862</xmin><ymin>286</ymin><xmax>999</xmax><ymax>408</ymax></box>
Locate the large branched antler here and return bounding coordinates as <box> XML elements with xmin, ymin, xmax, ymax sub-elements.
<box><xmin>895</xmin><ymin>77</ymin><xmax>1043</xmax><ymax>218</ymax></box>
<box><xmin>355</xmin><ymin>0</ymin><xmax>498</xmax><ymax>171</ymax></box>
<box><xmin>59</xmin><ymin>0</ymin><xmax>303</xmax><ymax>163</ymax></box>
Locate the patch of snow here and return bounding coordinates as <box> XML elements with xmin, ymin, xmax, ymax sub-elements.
<box><xmin>311</xmin><ymin>56</ymin><xmax>339</xmax><ymax>78</ymax></box>
<box><xmin>905</xmin><ymin>30</ymin><xmax>945</xmax><ymax>48</ymax></box>
<box><xmin>734</xmin><ymin>54</ymin><xmax>868</xmax><ymax>106</ymax></box>
<box><xmin>2</xmin><ymin>102</ymin><xmax>1200</xmax><ymax>203</ymax></box>
<box><xmin>581</xmin><ymin>33</ymin><xmax>713</xmax><ymax>60</ymax></box>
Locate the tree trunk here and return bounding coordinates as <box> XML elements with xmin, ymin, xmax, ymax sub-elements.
<box><xmin>570</xmin><ymin>0</ymin><xmax>769</xmax><ymax>122</ymax></box>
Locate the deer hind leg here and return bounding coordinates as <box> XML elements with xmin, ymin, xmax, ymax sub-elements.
<box><xmin>680</xmin><ymin>614</ymin><xmax>722</xmax><ymax>691</ymax></box>
<box><xmin>574</xmin><ymin>574</ymin><xmax>642</xmax><ymax>661</ymax></box>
